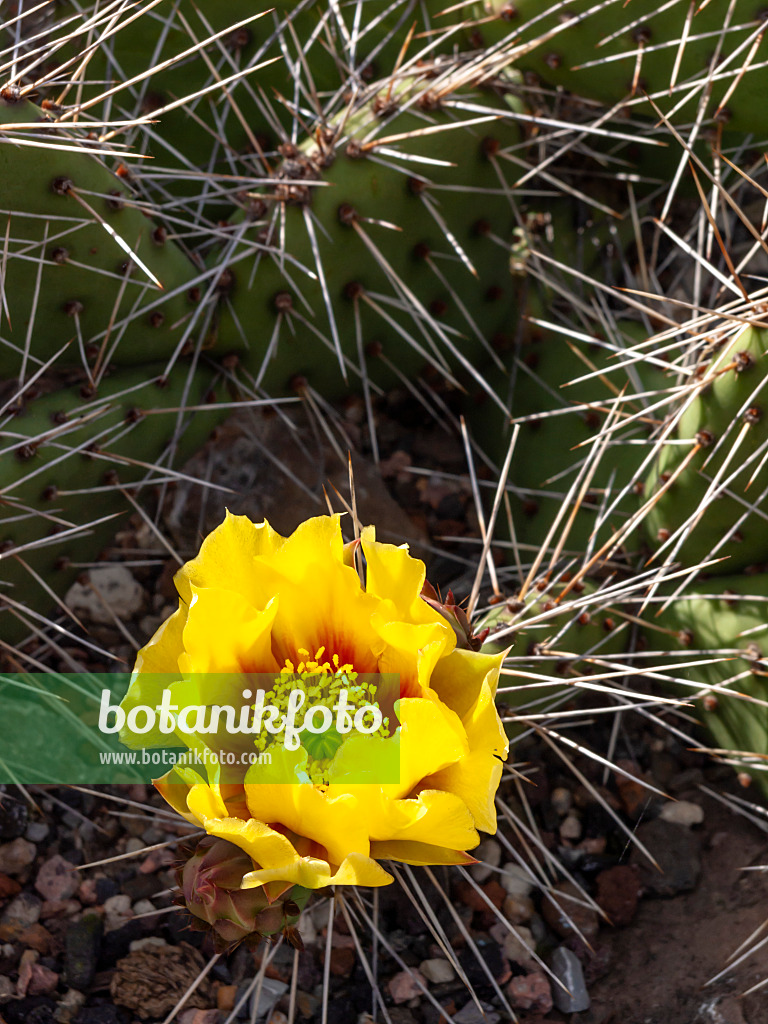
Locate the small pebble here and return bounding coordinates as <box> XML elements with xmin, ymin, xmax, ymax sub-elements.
<box><xmin>419</xmin><ymin>958</ymin><xmax>455</xmax><ymax>984</ymax></box>
<box><xmin>24</xmin><ymin>823</ymin><xmax>49</xmax><ymax>844</ymax></box>
<box><xmin>35</xmin><ymin>856</ymin><xmax>79</xmax><ymax>901</ymax></box>
<box><xmin>501</xmin><ymin>893</ymin><xmax>534</xmax><ymax>925</ymax></box>
<box><xmin>178</xmin><ymin>1012</ymin><xmax>220</xmax><ymax>1024</ymax></box>
<box><xmin>103</xmin><ymin>894</ymin><xmax>132</xmax><ymax>932</ymax></box>
<box><xmin>507</xmin><ymin>972</ymin><xmax>553</xmax><ymax>1014</ymax></box>
<box><xmin>297</xmin><ymin>912</ymin><xmax>316</xmax><ymax>947</ymax></box>
<box><xmin>541</xmin><ymin>882</ymin><xmax>599</xmax><ymax>943</ymax></box>
<box><xmin>660</xmin><ymin>800</ymin><xmax>704</xmax><ymax>828</ymax></box>
<box><xmin>131</xmin><ymin>899</ymin><xmax>156</xmax><ymax>917</ymax></box>
<box><xmin>129</xmin><ymin>936</ymin><xmax>167</xmax><ymax>953</ymax></box>
<box><xmin>40</xmin><ymin>899</ymin><xmax>80</xmax><ymax>920</ymax></box>
<box><xmin>454</xmin><ymin>1001</ymin><xmax>501</xmax><ymax>1024</ymax></box>
<box><xmin>551</xmin><ymin>787</ymin><xmax>573</xmax><ymax>817</ymax></box>
<box><xmin>0</xmin><ymin>800</ymin><xmax>28</xmax><ymax>841</ymax></box>
<box><xmin>54</xmin><ymin>988</ymin><xmax>87</xmax><ymax>1024</ymax></box>
<box><xmin>19</xmin><ymin>960</ymin><xmax>59</xmax><ymax>998</ymax></box>
<box><xmin>469</xmin><ymin>838</ymin><xmax>501</xmax><ymax>883</ymax></box>
<box><xmin>0</xmin><ymin>974</ymin><xmax>13</xmax><ymax>1002</ymax></box>
<box><xmin>388</xmin><ymin>970</ymin><xmax>425</xmax><ymax>1003</ymax></box>
<box><xmin>502</xmin><ymin>926</ymin><xmax>535</xmax><ymax>966</ymax></box>
<box><xmin>1</xmin><ymin>892</ymin><xmax>42</xmax><ymax>929</ymax></box>
<box><xmin>0</xmin><ymin>838</ymin><xmax>36</xmax><ymax>876</ymax></box>
<box><xmin>551</xmin><ymin>945</ymin><xmax>590</xmax><ymax>1013</ymax></box>
<box><xmin>499</xmin><ymin>863</ymin><xmax>533</xmax><ymax>898</ymax></box>
<box><xmin>629</xmin><ymin>819</ymin><xmax>701</xmax><ymax>896</ymax></box>
<box><xmin>217</xmin><ymin>985</ymin><xmax>237</xmax><ymax>1012</ymax></box>
<box><xmin>65</xmin><ymin>913</ymin><xmax>103</xmax><ymax>990</ymax></box>
<box><xmin>250</xmin><ymin>977</ymin><xmax>288</xmax><ymax>1020</ymax></box>
<box><xmin>65</xmin><ymin>565</ymin><xmax>144</xmax><ymax>623</ymax></box>
<box><xmin>596</xmin><ymin>865</ymin><xmax>641</xmax><ymax>927</ymax></box>
<box><xmin>559</xmin><ymin>815</ymin><xmax>582</xmax><ymax>842</ymax></box>
<box><xmin>125</xmin><ymin>838</ymin><xmax>145</xmax><ymax>855</ymax></box>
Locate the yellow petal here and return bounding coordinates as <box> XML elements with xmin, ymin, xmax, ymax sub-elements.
<box><xmin>429</xmin><ymin>646</ymin><xmax>504</xmax><ymax>720</ymax></box>
<box><xmin>179</xmin><ymin>587</ymin><xmax>279</xmax><ymax>675</ymax></box>
<box><xmin>244</xmin><ymin>782</ymin><xmax>369</xmax><ymax>866</ymax></box>
<box><xmin>133</xmin><ymin>606</ymin><xmax>187</xmax><ymax>674</ymax></box>
<box><xmin>368</xmin><ymin>788</ymin><xmax>478</xmax><ymax>850</ymax></box>
<box><xmin>244</xmin><ymin>852</ymin><xmax>393</xmax><ymax>889</ymax></box>
<box><xmin>186</xmin><ymin>781</ymin><xmax>229</xmax><ymax>822</ymax></box>
<box><xmin>369</xmin><ymin>840</ymin><xmax>477</xmax><ymax>867</ymax></box>
<box><xmin>379</xmin><ymin>697</ymin><xmax>467</xmax><ymax>800</ymax></box>
<box><xmin>202</xmin><ymin>816</ymin><xmax>393</xmax><ymax>889</ymax></box>
<box><xmin>372</xmin><ymin>617</ymin><xmax>453</xmax><ymax>697</ymax></box>
<box><xmin>362</xmin><ymin>531</ymin><xmax>438</xmax><ymax>626</ymax></box>
<box><xmin>423</xmin><ymin>679</ymin><xmax>507</xmax><ymax>834</ymax></box>
<box><xmin>174</xmin><ymin>511</ymin><xmax>284</xmax><ymax>607</ymax></box>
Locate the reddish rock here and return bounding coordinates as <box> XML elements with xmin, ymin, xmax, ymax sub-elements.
<box><xmin>455</xmin><ymin>879</ymin><xmax>505</xmax><ymax>912</ymax></box>
<box><xmin>388</xmin><ymin>969</ymin><xmax>425</xmax><ymax>1004</ymax></box>
<box><xmin>77</xmin><ymin>878</ymin><xmax>99</xmax><ymax>905</ymax></box>
<box><xmin>18</xmin><ymin>923</ymin><xmax>53</xmax><ymax>954</ymax></box>
<box><xmin>178</xmin><ymin>1011</ymin><xmax>219</xmax><ymax>1024</ymax></box>
<box><xmin>35</xmin><ymin>856</ymin><xmax>79</xmax><ymax>901</ymax></box>
<box><xmin>541</xmin><ymin>882</ymin><xmax>599</xmax><ymax>944</ymax></box>
<box><xmin>216</xmin><ymin>985</ymin><xmax>237</xmax><ymax>1011</ymax></box>
<box><xmin>19</xmin><ymin>961</ymin><xmax>59</xmax><ymax>997</ymax></box>
<box><xmin>41</xmin><ymin>899</ymin><xmax>80</xmax><ymax>920</ymax></box>
<box><xmin>0</xmin><ymin>874</ymin><xmax>21</xmax><ymax>900</ymax></box>
<box><xmin>507</xmin><ymin>972</ymin><xmax>553</xmax><ymax>1014</ymax></box>
<box><xmin>328</xmin><ymin>946</ymin><xmax>356</xmax><ymax>978</ymax></box>
<box><xmin>614</xmin><ymin>760</ymin><xmax>650</xmax><ymax>818</ymax></box>
<box><xmin>596</xmin><ymin>865</ymin><xmax>641</xmax><ymax>927</ymax></box>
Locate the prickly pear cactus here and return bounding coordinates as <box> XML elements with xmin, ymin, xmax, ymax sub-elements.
<box><xmin>211</xmin><ymin>69</ymin><xmax>528</xmax><ymax>398</ymax></box>
<box><xmin>473</xmin><ymin>0</ymin><xmax>768</xmax><ymax>135</ymax></box>
<box><xmin>643</xmin><ymin>313</ymin><xmax>768</xmax><ymax>574</ymax></box>
<box><xmin>0</xmin><ymin>364</ymin><xmax>230</xmax><ymax>641</ymax></box>
<box><xmin>646</xmin><ymin>573</ymin><xmax>768</xmax><ymax>794</ymax></box>
<box><xmin>479</xmin><ymin>575</ymin><xmax>628</xmax><ymax>741</ymax></box>
<box><xmin>0</xmin><ymin>94</ymin><xmax>203</xmax><ymax>373</ymax></box>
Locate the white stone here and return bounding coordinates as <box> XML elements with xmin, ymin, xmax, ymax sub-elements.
<box><xmin>65</xmin><ymin>565</ymin><xmax>144</xmax><ymax>624</ymax></box>
<box><xmin>660</xmin><ymin>800</ymin><xmax>704</xmax><ymax>827</ymax></box>
<box><xmin>502</xmin><ymin>926</ymin><xmax>535</xmax><ymax>965</ymax></box>
<box><xmin>129</xmin><ymin>936</ymin><xmax>167</xmax><ymax>953</ymax></box>
<box><xmin>131</xmin><ymin>899</ymin><xmax>156</xmax><ymax>917</ymax></box>
<box><xmin>469</xmin><ymin>838</ymin><xmax>502</xmax><ymax>883</ymax></box>
<box><xmin>559</xmin><ymin>815</ymin><xmax>582</xmax><ymax>842</ymax></box>
<box><xmin>103</xmin><ymin>893</ymin><xmax>133</xmax><ymax>932</ymax></box>
<box><xmin>499</xmin><ymin>863</ymin><xmax>534</xmax><ymax>897</ymax></box>
<box><xmin>419</xmin><ymin>958</ymin><xmax>455</xmax><ymax>984</ymax></box>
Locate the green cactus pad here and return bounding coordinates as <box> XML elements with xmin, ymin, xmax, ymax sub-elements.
<box><xmin>0</xmin><ymin>362</ymin><xmax>231</xmax><ymax>643</ymax></box>
<box><xmin>210</xmin><ymin>70</ymin><xmax>527</xmax><ymax>399</ymax></box>
<box><xmin>0</xmin><ymin>95</ymin><xmax>201</xmax><ymax>373</ymax></box>
<box><xmin>643</xmin><ymin>318</ymin><xmax>768</xmax><ymax>574</ymax></box>
<box><xmin>473</xmin><ymin>0</ymin><xmax>768</xmax><ymax>136</ymax></box>
<box><xmin>478</xmin><ymin>575</ymin><xmax>628</xmax><ymax>745</ymax></box>
<box><xmin>48</xmin><ymin>0</ymin><xmax>454</xmax><ymax>212</ymax></box>
<box><xmin>647</xmin><ymin>573</ymin><xmax>768</xmax><ymax>794</ymax></box>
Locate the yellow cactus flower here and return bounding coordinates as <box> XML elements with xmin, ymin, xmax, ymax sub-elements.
<box><xmin>120</xmin><ymin>513</ymin><xmax>507</xmax><ymax>890</ymax></box>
